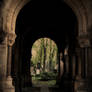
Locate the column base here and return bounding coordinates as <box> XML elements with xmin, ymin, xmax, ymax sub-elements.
<box><xmin>74</xmin><ymin>79</ymin><xmax>89</xmax><ymax>92</ymax></box>
<box><xmin>0</xmin><ymin>76</ymin><xmax>15</xmax><ymax>92</ymax></box>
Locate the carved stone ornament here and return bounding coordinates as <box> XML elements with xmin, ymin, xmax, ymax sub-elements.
<box><xmin>78</xmin><ymin>35</ymin><xmax>90</xmax><ymax>48</ymax></box>
<box><xmin>7</xmin><ymin>33</ymin><xmax>16</xmax><ymax>46</ymax></box>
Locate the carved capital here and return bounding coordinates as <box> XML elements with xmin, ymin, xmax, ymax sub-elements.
<box><xmin>78</xmin><ymin>35</ymin><xmax>90</xmax><ymax>48</ymax></box>
<box><xmin>7</xmin><ymin>32</ymin><xmax>16</xmax><ymax>46</ymax></box>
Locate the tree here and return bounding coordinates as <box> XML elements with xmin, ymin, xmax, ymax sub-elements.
<box><xmin>31</xmin><ymin>38</ymin><xmax>58</xmax><ymax>73</ymax></box>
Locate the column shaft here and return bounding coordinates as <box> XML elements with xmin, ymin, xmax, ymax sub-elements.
<box><xmin>85</xmin><ymin>47</ymin><xmax>88</xmax><ymax>78</ymax></box>
<box><xmin>0</xmin><ymin>38</ymin><xmax>7</xmax><ymax>80</ymax></box>
<box><xmin>77</xmin><ymin>55</ymin><xmax>82</xmax><ymax>78</ymax></box>
<box><xmin>75</xmin><ymin>48</ymin><xmax>82</xmax><ymax>79</ymax></box>
<box><xmin>64</xmin><ymin>55</ymin><xmax>69</xmax><ymax>74</ymax></box>
<box><xmin>72</xmin><ymin>55</ymin><xmax>76</xmax><ymax>78</ymax></box>
<box><xmin>7</xmin><ymin>46</ymin><xmax>12</xmax><ymax>77</ymax></box>
<box><xmin>81</xmin><ymin>47</ymin><xmax>88</xmax><ymax>78</ymax></box>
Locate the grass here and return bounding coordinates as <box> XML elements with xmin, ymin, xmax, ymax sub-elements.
<box><xmin>32</xmin><ymin>76</ymin><xmax>56</xmax><ymax>86</ymax></box>
<box><xmin>32</xmin><ymin>79</ymin><xmax>56</xmax><ymax>86</ymax></box>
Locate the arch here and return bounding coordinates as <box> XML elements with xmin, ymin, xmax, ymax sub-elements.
<box><xmin>64</xmin><ymin>0</ymin><xmax>88</xmax><ymax>35</ymax></box>
<box><xmin>29</xmin><ymin>36</ymin><xmax>59</xmax><ymax>49</ymax></box>
<box><xmin>4</xmin><ymin>0</ymin><xmax>88</xmax><ymax>37</ymax></box>
<box><xmin>31</xmin><ymin>37</ymin><xmax>59</xmax><ymax>62</ymax></box>
<box><xmin>31</xmin><ymin>37</ymin><xmax>59</xmax><ymax>85</ymax></box>
<box><xmin>30</xmin><ymin>37</ymin><xmax>59</xmax><ymax>57</ymax></box>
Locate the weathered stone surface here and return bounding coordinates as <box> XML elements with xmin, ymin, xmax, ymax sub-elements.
<box><xmin>0</xmin><ymin>0</ymin><xmax>92</xmax><ymax>92</ymax></box>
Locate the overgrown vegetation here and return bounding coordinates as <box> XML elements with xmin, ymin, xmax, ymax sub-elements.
<box><xmin>32</xmin><ymin>72</ymin><xmax>57</xmax><ymax>86</ymax></box>
<box><xmin>31</xmin><ymin>38</ymin><xmax>58</xmax><ymax>86</ymax></box>
<box><xmin>31</xmin><ymin>38</ymin><xmax>58</xmax><ymax>73</ymax></box>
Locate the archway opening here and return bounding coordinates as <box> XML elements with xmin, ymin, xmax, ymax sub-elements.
<box><xmin>31</xmin><ymin>37</ymin><xmax>60</xmax><ymax>87</ymax></box>
<box><xmin>11</xmin><ymin>0</ymin><xmax>78</xmax><ymax>91</ymax></box>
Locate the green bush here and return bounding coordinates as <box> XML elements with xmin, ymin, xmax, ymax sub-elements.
<box><xmin>40</xmin><ymin>72</ymin><xmax>57</xmax><ymax>81</ymax></box>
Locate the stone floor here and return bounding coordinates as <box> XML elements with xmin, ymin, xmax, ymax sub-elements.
<box><xmin>21</xmin><ymin>79</ymin><xmax>63</xmax><ymax>92</ymax></box>
<box><xmin>22</xmin><ymin>86</ymin><xmax>61</xmax><ymax>92</ymax></box>
<box><xmin>21</xmin><ymin>79</ymin><xmax>61</xmax><ymax>92</ymax></box>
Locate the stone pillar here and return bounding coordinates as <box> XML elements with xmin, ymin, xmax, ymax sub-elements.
<box><xmin>61</xmin><ymin>48</ymin><xmax>74</xmax><ymax>92</ymax></box>
<box><xmin>78</xmin><ymin>36</ymin><xmax>90</xmax><ymax>78</ymax></box>
<box><xmin>5</xmin><ymin>32</ymin><xmax>16</xmax><ymax>92</ymax></box>
<box><xmin>64</xmin><ymin>55</ymin><xmax>69</xmax><ymax>75</ymax></box>
<box><xmin>75</xmin><ymin>48</ymin><xmax>82</xmax><ymax>80</ymax></box>
<box><xmin>74</xmin><ymin>35</ymin><xmax>90</xmax><ymax>92</ymax></box>
<box><xmin>72</xmin><ymin>55</ymin><xmax>76</xmax><ymax>79</ymax></box>
<box><xmin>64</xmin><ymin>48</ymin><xmax>73</xmax><ymax>79</ymax></box>
<box><xmin>64</xmin><ymin>47</ymin><xmax>70</xmax><ymax>76</ymax></box>
<box><xmin>56</xmin><ymin>51</ymin><xmax>61</xmax><ymax>85</ymax></box>
<box><xmin>0</xmin><ymin>37</ymin><xmax>8</xmax><ymax>92</ymax></box>
<box><xmin>59</xmin><ymin>53</ymin><xmax>64</xmax><ymax>78</ymax></box>
<box><xmin>0</xmin><ymin>32</ymin><xmax>16</xmax><ymax>92</ymax></box>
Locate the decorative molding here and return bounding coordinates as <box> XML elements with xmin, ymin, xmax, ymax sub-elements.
<box><xmin>78</xmin><ymin>35</ymin><xmax>90</xmax><ymax>48</ymax></box>
<box><xmin>7</xmin><ymin>32</ymin><xmax>16</xmax><ymax>46</ymax></box>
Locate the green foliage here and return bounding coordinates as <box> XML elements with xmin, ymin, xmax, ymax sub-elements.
<box><xmin>31</xmin><ymin>38</ymin><xmax>58</xmax><ymax>72</ymax></box>
<box><xmin>40</xmin><ymin>72</ymin><xmax>57</xmax><ymax>81</ymax></box>
<box><xmin>32</xmin><ymin>72</ymin><xmax>57</xmax><ymax>81</ymax></box>
<box><xmin>32</xmin><ymin>79</ymin><xmax>56</xmax><ymax>86</ymax></box>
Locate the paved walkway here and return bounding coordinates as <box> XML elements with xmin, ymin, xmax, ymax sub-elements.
<box><xmin>22</xmin><ymin>86</ymin><xmax>60</xmax><ymax>92</ymax></box>
<box><xmin>22</xmin><ymin>81</ymin><xmax>59</xmax><ymax>92</ymax></box>
<box><xmin>41</xmin><ymin>86</ymin><xmax>49</xmax><ymax>92</ymax></box>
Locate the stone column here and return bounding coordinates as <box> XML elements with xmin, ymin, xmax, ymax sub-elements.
<box><xmin>65</xmin><ymin>49</ymin><xmax>73</xmax><ymax>79</ymax></box>
<box><xmin>5</xmin><ymin>32</ymin><xmax>16</xmax><ymax>92</ymax></box>
<box><xmin>80</xmin><ymin>47</ymin><xmax>91</xmax><ymax>78</ymax></box>
<box><xmin>60</xmin><ymin>48</ymin><xmax>74</xmax><ymax>92</ymax></box>
<box><xmin>75</xmin><ymin>48</ymin><xmax>82</xmax><ymax>80</ymax></box>
<box><xmin>72</xmin><ymin>54</ymin><xmax>76</xmax><ymax>79</ymax></box>
<box><xmin>0</xmin><ymin>37</ymin><xmax>8</xmax><ymax>92</ymax></box>
<box><xmin>74</xmin><ymin>35</ymin><xmax>90</xmax><ymax>92</ymax></box>
<box><xmin>78</xmin><ymin>36</ymin><xmax>90</xmax><ymax>78</ymax></box>
<box><xmin>64</xmin><ymin>47</ymin><xmax>69</xmax><ymax>75</ymax></box>
<box><xmin>64</xmin><ymin>55</ymin><xmax>69</xmax><ymax>74</ymax></box>
<box><xmin>0</xmin><ymin>32</ymin><xmax>16</xmax><ymax>92</ymax></box>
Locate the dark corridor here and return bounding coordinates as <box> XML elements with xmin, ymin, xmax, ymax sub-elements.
<box><xmin>11</xmin><ymin>0</ymin><xmax>78</xmax><ymax>92</ymax></box>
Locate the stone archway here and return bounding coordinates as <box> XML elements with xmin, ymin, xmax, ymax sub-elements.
<box><xmin>13</xmin><ymin>1</ymin><xmax>78</xmax><ymax>92</ymax></box>
<box><xmin>2</xmin><ymin>0</ymin><xmax>87</xmax><ymax>34</ymax></box>
<box><xmin>0</xmin><ymin>0</ymin><xmax>90</xmax><ymax>92</ymax></box>
<box><xmin>30</xmin><ymin>37</ymin><xmax>60</xmax><ymax>86</ymax></box>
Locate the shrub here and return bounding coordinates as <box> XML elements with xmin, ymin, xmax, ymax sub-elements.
<box><xmin>40</xmin><ymin>72</ymin><xmax>57</xmax><ymax>81</ymax></box>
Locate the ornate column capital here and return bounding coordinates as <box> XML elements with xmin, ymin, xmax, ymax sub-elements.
<box><xmin>78</xmin><ymin>35</ymin><xmax>90</xmax><ymax>48</ymax></box>
<box><xmin>7</xmin><ymin>32</ymin><xmax>16</xmax><ymax>46</ymax></box>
